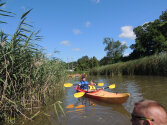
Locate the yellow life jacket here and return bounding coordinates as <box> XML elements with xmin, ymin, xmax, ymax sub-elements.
<box><xmin>88</xmin><ymin>85</ymin><xmax>96</xmax><ymax>91</ymax></box>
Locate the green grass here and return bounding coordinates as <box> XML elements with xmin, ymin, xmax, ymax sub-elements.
<box><xmin>0</xmin><ymin>9</ymin><xmax>67</xmax><ymax>123</ymax></box>
<box><xmin>89</xmin><ymin>53</ymin><xmax>167</xmax><ymax>76</ymax></box>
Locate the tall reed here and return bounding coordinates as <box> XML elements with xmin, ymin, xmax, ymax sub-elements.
<box><xmin>0</xmin><ymin>8</ymin><xmax>67</xmax><ymax>123</ymax></box>
<box><xmin>89</xmin><ymin>53</ymin><xmax>167</xmax><ymax>76</ymax></box>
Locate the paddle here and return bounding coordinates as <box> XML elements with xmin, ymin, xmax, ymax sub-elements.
<box><xmin>97</xmin><ymin>83</ymin><xmax>104</xmax><ymax>86</ymax></box>
<box><xmin>74</xmin><ymin>84</ymin><xmax>116</xmax><ymax>98</ymax></box>
<box><xmin>64</xmin><ymin>82</ymin><xmax>105</xmax><ymax>88</ymax></box>
<box><xmin>74</xmin><ymin>92</ymin><xmax>85</xmax><ymax>98</ymax></box>
<box><xmin>64</xmin><ymin>83</ymin><xmax>73</xmax><ymax>87</ymax></box>
<box><xmin>104</xmin><ymin>84</ymin><xmax>115</xmax><ymax>89</ymax></box>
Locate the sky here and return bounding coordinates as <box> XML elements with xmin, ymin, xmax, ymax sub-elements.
<box><xmin>1</xmin><ymin>0</ymin><xmax>167</xmax><ymax>62</ymax></box>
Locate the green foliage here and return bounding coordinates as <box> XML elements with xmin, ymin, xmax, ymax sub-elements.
<box><xmin>75</xmin><ymin>56</ymin><xmax>89</xmax><ymax>71</ymax></box>
<box><xmin>99</xmin><ymin>56</ymin><xmax>113</xmax><ymax>66</ymax></box>
<box><xmin>0</xmin><ymin>5</ymin><xmax>66</xmax><ymax>123</ymax></box>
<box><xmin>53</xmin><ymin>101</ymin><xmax>65</xmax><ymax>117</ymax></box>
<box><xmin>160</xmin><ymin>9</ymin><xmax>167</xmax><ymax>21</ymax></box>
<box><xmin>130</xmin><ymin>9</ymin><xmax>167</xmax><ymax>59</ymax></box>
<box><xmin>103</xmin><ymin>38</ymin><xmax>127</xmax><ymax>63</ymax></box>
<box><xmin>74</xmin><ymin>56</ymin><xmax>99</xmax><ymax>71</ymax></box>
<box><xmin>89</xmin><ymin>56</ymin><xmax>99</xmax><ymax>69</ymax></box>
<box><xmin>0</xmin><ymin>1</ymin><xmax>15</xmax><ymax>23</ymax></box>
<box><xmin>89</xmin><ymin>52</ymin><xmax>167</xmax><ymax>76</ymax></box>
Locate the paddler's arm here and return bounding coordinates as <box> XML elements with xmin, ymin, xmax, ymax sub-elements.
<box><xmin>86</xmin><ymin>82</ymin><xmax>89</xmax><ymax>91</ymax></box>
<box><xmin>97</xmin><ymin>87</ymin><xmax>104</xmax><ymax>90</ymax></box>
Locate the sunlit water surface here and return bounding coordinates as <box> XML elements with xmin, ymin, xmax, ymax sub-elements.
<box><xmin>16</xmin><ymin>75</ymin><xmax>167</xmax><ymax>125</ymax></box>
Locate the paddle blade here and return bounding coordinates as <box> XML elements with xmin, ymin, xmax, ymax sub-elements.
<box><xmin>75</xmin><ymin>105</ymin><xmax>85</xmax><ymax>108</ymax></box>
<box><xmin>98</xmin><ymin>83</ymin><xmax>104</xmax><ymax>86</ymax></box>
<box><xmin>66</xmin><ymin>104</ymin><xmax>74</xmax><ymax>109</ymax></box>
<box><xmin>108</xmin><ymin>84</ymin><xmax>116</xmax><ymax>89</ymax></box>
<box><xmin>74</xmin><ymin>92</ymin><xmax>85</xmax><ymax>98</ymax></box>
<box><xmin>64</xmin><ymin>83</ymin><xmax>73</xmax><ymax>87</ymax></box>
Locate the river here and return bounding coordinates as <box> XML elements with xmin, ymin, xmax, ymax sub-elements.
<box><xmin>17</xmin><ymin>75</ymin><xmax>167</xmax><ymax>125</ymax></box>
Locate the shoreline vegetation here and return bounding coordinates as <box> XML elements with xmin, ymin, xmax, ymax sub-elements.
<box><xmin>0</xmin><ymin>6</ymin><xmax>67</xmax><ymax>124</ymax></box>
<box><xmin>67</xmin><ymin>9</ymin><xmax>167</xmax><ymax>74</ymax></box>
<box><xmin>89</xmin><ymin>52</ymin><xmax>167</xmax><ymax>76</ymax></box>
<box><xmin>1</xmin><ymin>0</ymin><xmax>167</xmax><ymax>124</ymax></box>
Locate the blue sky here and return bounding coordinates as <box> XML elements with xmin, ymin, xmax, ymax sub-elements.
<box><xmin>1</xmin><ymin>0</ymin><xmax>167</xmax><ymax>62</ymax></box>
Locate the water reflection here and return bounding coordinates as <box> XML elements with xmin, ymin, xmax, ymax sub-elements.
<box><xmin>15</xmin><ymin>75</ymin><xmax>167</xmax><ymax>125</ymax></box>
<box><xmin>63</xmin><ymin>94</ymin><xmax>131</xmax><ymax>125</ymax></box>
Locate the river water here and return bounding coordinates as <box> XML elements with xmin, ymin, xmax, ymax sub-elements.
<box><xmin>19</xmin><ymin>75</ymin><xmax>167</xmax><ymax>125</ymax></box>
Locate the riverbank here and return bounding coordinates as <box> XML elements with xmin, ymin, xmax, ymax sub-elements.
<box><xmin>0</xmin><ymin>10</ymin><xmax>67</xmax><ymax>123</ymax></box>
<box><xmin>89</xmin><ymin>52</ymin><xmax>167</xmax><ymax>76</ymax></box>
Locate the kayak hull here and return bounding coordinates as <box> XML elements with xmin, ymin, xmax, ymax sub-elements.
<box><xmin>76</xmin><ymin>87</ymin><xmax>130</xmax><ymax>104</ymax></box>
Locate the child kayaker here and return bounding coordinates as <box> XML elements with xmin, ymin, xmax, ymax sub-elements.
<box><xmin>88</xmin><ymin>80</ymin><xmax>96</xmax><ymax>92</ymax></box>
<box><xmin>79</xmin><ymin>76</ymin><xmax>89</xmax><ymax>90</ymax></box>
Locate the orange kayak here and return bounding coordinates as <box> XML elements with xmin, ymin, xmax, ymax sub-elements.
<box><xmin>76</xmin><ymin>86</ymin><xmax>130</xmax><ymax>104</ymax></box>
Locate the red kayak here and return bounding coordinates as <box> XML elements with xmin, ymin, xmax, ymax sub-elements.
<box><xmin>76</xmin><ymin>86</ymin><xmax>130</xmax><ymax>104</ymax></box>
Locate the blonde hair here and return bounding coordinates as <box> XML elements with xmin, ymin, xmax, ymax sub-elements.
<box><xmin>90</xmin><ymin>80</ymin><xmax>94</xmax><ymax>83</ymax></box>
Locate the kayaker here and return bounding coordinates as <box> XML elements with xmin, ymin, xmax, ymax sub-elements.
<box><xmin>88</xmin><ymin>80</ymin><xmax>96</xmax><ymax>92</ymax></box>
<box><xmin>79</xmin><ymin>77</ymin><xmax>89</xmax><ymax>90</ymax></box>
<box><xmin>131</xmin><ymin>99</ymin><xmax>167</xmax><ymax>125</ymax></box>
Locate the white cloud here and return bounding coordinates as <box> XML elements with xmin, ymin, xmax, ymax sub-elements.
<box><xmin>119</xmin><ymin>26</ymin><xmax>136</xmax><ymax>40</ymax></box>
<box><xmin>143</xmin><ymin>21</ymin><xmax>153</xmax><ymax>26</ymax></box>
<box><xmin>123</xmin><ymin>53</ymin><xmax>130</xmax><ymax>57</ymax></box>
<box><xmin>72</xmin><ymin>48</ymin><xmax>81</xmax><ymax>51</ymax></box>
<box><xmin>121</xmin><ymin>41</ymin><xmax>127</xmax><ymax>45</ymax></box>
<box><xmin>73</xmin><ymin>29</ymin><xmax>81</xmax><ymax>35</ymax></box>
<box><xmin>85</xmin><ymin>21</ymin><xmax>91</xmax><ymax>28</ymax></box>
<box><xmin>46</xmin><ymin>53</ymin><xmax>52</xmax><ymax>57</ymax></box>
<box><xmin>143</xmin><ymin>22</ymin><xmax>149</xmax><ymax>25</ymax></box>
<box><xmin>60</xmin><ymin>40</ymin><xmax>70</xmax><ymax>46</ymax></box>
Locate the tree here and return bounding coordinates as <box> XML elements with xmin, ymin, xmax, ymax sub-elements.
<box><xmin>99</xmin><ymin>57</ymin><xmax>113</xmax><ymax>66</ymax></box>
<box><xmin>103</xmin><ymin>38</ymin><xmax>127</xmax><ymax>63</ymax></box>
<box><xmin>74</xmin><ymin>56</ymin><xmax>99</xmax><ymax>71</ymax></box>
<box><xmin>75</xmin><ymin>56</ymin><xmax>89</xmax><ymax>71</ymax></box>
<box><xmin>130</xmin><ymin>10</ymin><xmax>167</xmax><ymax>59</ymax></box>
<box><xmin>160</xmin><ymin>9</ymin><xmax>167</xmax><ymax>21</ymax></box>
<box><xmin>89</xmin><ymin>56</ymin><xmax>99</xmax><ymax>68</ymax></box>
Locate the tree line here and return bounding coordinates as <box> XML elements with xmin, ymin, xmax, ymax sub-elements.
<box><xmin>67</xmin><ymin>9</ymin><xmax>167</xmax><ymax>71</ymax></box>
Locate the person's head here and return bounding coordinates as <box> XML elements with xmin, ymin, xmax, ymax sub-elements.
<box><xmin>131</xmin><ymin>99</ymin><xmax>167</xmax><ymax>125</ymax></box>
<box><xmin>81</xmin><ymin>77</ymin><xmax>86</xmax><ymax>81</ymax></box>
<box><xmin>90</xmin><ymin>80</ymin><xmax>95</xmax><ymax>86</ymax></box>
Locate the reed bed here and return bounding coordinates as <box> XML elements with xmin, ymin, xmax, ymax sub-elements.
<box><xmin>0</xmin><ymin>9</ymin><xmax>67</xmax><ymax>123</ymax></box>
<box><xmin>89</xmin><ymin>53</ymin><xmax>167</xmax><ymax>76</ymax></box>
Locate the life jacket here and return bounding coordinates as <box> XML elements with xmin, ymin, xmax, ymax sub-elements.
<box><xmin>88</xmin><ymin>85</ymin><xmax>96</xmax><ymax>91</ymax></box>
<box><xmin>80</xmin><ymin>81</ymin><xmax>89</xmax><ymax>89</ymax></box>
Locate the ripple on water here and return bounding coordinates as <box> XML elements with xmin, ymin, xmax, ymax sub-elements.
<box><xmin>63</xmin><ymin>108</ymin><xmax>131</xmax><ymax>125</ymax></box>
